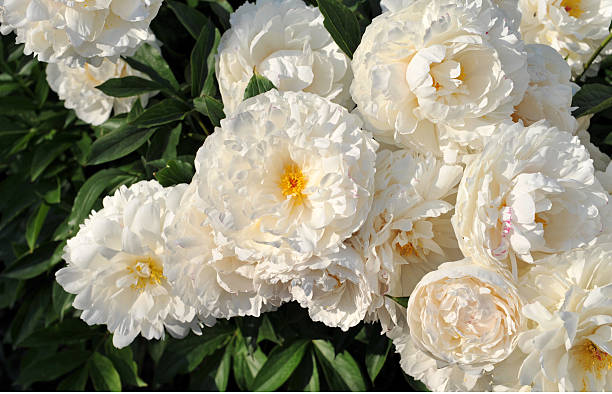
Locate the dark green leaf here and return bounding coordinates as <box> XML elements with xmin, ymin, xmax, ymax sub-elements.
<box><xmin>313</xmin><ymin>339</ymin><xmax>367</xmax><ymax>391</ymax></box>
<box><xmin>191</xmin><ymin>17</ymin><xmax>219</xmax><ymax>97</ymax></box>
<box><xmin>155</xmin><ymin>160</ymin><xmax>194</xmax><ymax>187</ymax></box>
<box><xmin>572</xmin><ymin>83</ymin><xmax>612</xmax><ymax>117</ymax></box>
<box><xmin>57</xmin><ymin>367</ymin><xmax>88</xmax><ymax>391</ymax></box>
<box><xmin>16</xmin><ymin>350</ymin><xmax>89</xmax><ymax>387</ymax></box>
<box><xmin>30</xmin><ymin>139</ymin><xmax>72</xmax><ymax>181</ymax></box>
<box><xmin>387</xmin><ymin>295</ymin><xmax>409</xmax><ymax>308</ymax></box>
<box><xmin>0</xmin><ymin>96</ymin><xmax>36</xmax><ymax>114</ymax></box>
<box><xmin>2</xmin><ymin>242</ymin><xmax>57</xmax><ymax>279</ymax></box>
<box><xmin>89</xmin><ymin>352</ymin><xmax>121</xmax><ymax>392</ymax></box>
<box><xmin>365</xmin><ymin>330</ymin><xmax>392</xmax><ymax>382</ymax></box>
<box><xmin>124</xmin><ymin>44</ymin><xmax>180</xmax><ymax>91</ymax></box>
<box><xmin>148</xmin><ymin>339</ymin><xmax>167</xmax><ymax>365</ymax></box>
<box><xmin>193</xmin><ymin>95</ymin><xmax>225</xmax><ymax>127</ymax></box>
<box><xmin>257</xmin><ymin>314</ymin><xmax>282</xmax><ymax>345</ymax></box>
<box><xmin>287</xmin><ymin>347</ymin><xmax>320</xmax><ymax>391</ymax></box>
<box><xmin>126</xmin><ymin>98</ymin><xmax>144</xmax><ymax>123</ymax></box>
<box><xmin>25</xmin><ymin>202</ymin><xmax>49</xmax><ymax>251</ymax></box>
<box><xmin>317</xmin><ymin>0</ymin><xmax>361</xmax><ymax>58</ymax></box>
<box><xmin>13</xmin><ymin>287</ymin><xmax>51</xmax><ymax>346</ymax></box>
<box><xmin>130</xmin><ymin>99</ymin><xmax>191</xmax><ymax>128</ymax></box>
<box><xmin>96</xmin><ymin>76</ymin><xmax>162</xmax><ymax>98</ymax></box>
<box><xmin>243</xmin><ymin>73</ymin><xmax>277</xmax><ymax>100</ymax></box>
<box><xmin>233</xmin><ymin>332</ymin><xmax>268</xmax><ymax>391</ymax></box>
<box><xmin>19</xmin><ymin>319</ymin><xmax>97</xmax><ymax>348</ymax></box>
<box><xmin>88</xmin><ymin>124</ymin><xmax>156</xmax><ymax>165</ymax></box>
<box><xmin>167</xmin><ymin>0</ymin><xmax>210</xmax><ymax>39</ymax></box>
<box><xmin>104</xmin><ymin>340</ymin><xmax>147</xmax><ymax>388</ymax></box>
<box><xmin>52</xmin><ymin>281</ymin><xmax>74</xmax><ymax>322</ymax></box>
<box><xmin>251</xmin><ymin>339</ymin><xmax>309</xmax><ymax>391</ymax></box>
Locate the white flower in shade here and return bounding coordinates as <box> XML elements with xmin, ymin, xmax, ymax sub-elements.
<box><xmin>406</xmin><ymin>259</ymin><xmax>524</xmax><ymax>373</ymax></box>
<box><xmin>354</xmin><ymin>148</ymin><xmax>463</xmax><ymax>330</ymax></box>
<box><xmin>46</xmin><ymin>58</ymin><xmax>152</xmax><ymax>126</ymax></box>
<box><xmin>163</xmin><ymin>184</ymin><xmax>289</xmax><ymax>321</ymax></box>
<box><xmin>0</xmin><ymin>0</ymin><xmax>161</xmax><ymax>67</ymax></box>
<box><xmin>194</xmin><ymin>90</ymin><xmax>377</xmax><ymax>269</ymax></box>
<box><xmin>215</xmin><ymin>0</ymin><xmax>352</xmax><ymax>115</ymax></box>
<box><xmin>516</xmin><ymin>235</ymin><xmax>612</xmax><ymax>391</ymax></box>
<box><xmin>453</xmin><ymin>121</ymin><xmax>608</xmax><ymax>274</ymax></box>
<box><xmin>351</xmin><ymin>0</ymin><xmax>528</xmax><ymax>161</ymax></box>
<box><xmin>512</xmin><ymin>44</ymin><xmax>579</xmax><ymax>133</ymax></box>
<box><xmin>518</xmin><ymin>0</ymin><xmax>612</xmax><ymax>75</ymax></box>
<box><xmin>55</xmin><ymin>180</ymin><xmax>201</xmax><ymax>349</ymax></box>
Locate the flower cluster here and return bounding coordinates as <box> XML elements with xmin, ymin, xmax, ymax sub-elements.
<box><xmin>21</xmin><ymin>0</ymin><xmax>610</xmax><ymax>391</ymax></box>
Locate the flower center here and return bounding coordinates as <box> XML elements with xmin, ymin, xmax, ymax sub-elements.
<box><xmin>576</xmin><ymin>340</ymin><xmax>612</xmax><ymax>377</ymax></box>
<box><xmin>397</xmin><ymin>241</ymin><xmax>419</xmax><ymax>257</ymax></box>
<box><xmin>126</xmin><ymin>256</ymin><xmax>165</xmax><ymax>291</ymax></box>
<box><xmin>561</xmin><ymin>0</ymin><xmax>583</xmax><ymax>17</ymax></box>
<box><xmin>279</xmin><ymin>163</ymin><xmax>307</xmax><ymax>205</ymax></box>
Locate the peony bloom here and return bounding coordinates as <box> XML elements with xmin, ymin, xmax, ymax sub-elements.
<box><xmin>55</xmin><ymin>180</ymin><xmax>201</xmax><ymax>348</ymax></box>
<box><xmin>215</xmin><ymin>0</ymin><xmax>353</xmax><ymax>115</ymax></box>
<box><xmin>512</xmin><ymin>44</ymin><xmax>579</xmax><ymax>133</ymax></box>
<box><xmin>46</xmin><ymin>58</ymin><xmax>152</xmax><ymax>126</ymax></box>
<box><xmin>518</xmin><ymin>0</ymin><xmax>612</xmax><ymax>75</ymax></box>
<box><xmin>164</xmin><ymin>184</ymin><xmax>289</xmax><ymax>321</ymax></box>
<box><xmin>354</xmin><ymin>148</ymin><xmax>464</xmax><ymax>330</ymax></box>
<box><xmin>516</xmin><ymin>235</ymin><xmax>612</xmax><ymax>391</ymax></box>
<box><xmin>194</xmin><ymin>90</ymin><xmax>377</xmax><ymax>269</ymax></box>
<box><xmin>351</xmin><ymin>0</ymin><xmax>528</xmax><ymax>161</ymax></box>
<box><xmin>406</xmin><ymin>259</ymin><xmax>524</xmax><ymax>373</ymax></box>
<box><xmin>453</xmin><ymin>121</ymin><xmax>608</xmax><ymax>274</ymax></box>
<box><xmin>574</xmin><ymin>114</ymin><xmax>611</xmax><ymax>172</ymax></box>
<box><xmin>0</xmin><ymin>0</ymin><xmax>160</xmax><ymax>67</ymax></box>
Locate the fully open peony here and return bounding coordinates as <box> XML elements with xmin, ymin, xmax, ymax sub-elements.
<box><xmin>215</xmin><ymin>0</ymin><xmax>353</xmax><ymax>115</ymax></box>
<box><xmin>46</xmin><ymin>58</ymin><xmax>152</xmax><ymax>125</ymax></box>
<box><xmin>351</xmin><ymin>0</ymin><xmax>528</xmax><ymax>161</ymax></box>
<box><xmin>55</xmin><ymin>181</ymin><xmax>201</xmax><ymax>348</ymax></box>
<box><xmin>453</xmin><ymin>120</ymin><xmax>608</xmax><ymax>274</ymax></box>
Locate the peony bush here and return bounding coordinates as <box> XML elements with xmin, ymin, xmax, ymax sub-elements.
<box><xmin>0</xmin><ymin>0</ymin><xmax>611</xmax><ymax>391</ymax></box>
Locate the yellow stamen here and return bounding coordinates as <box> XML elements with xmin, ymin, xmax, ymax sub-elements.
<box><xmin>561</xmin><ymin>0</ymin><xmax>583</xmax><ymax>18</ymax></box>
<box><xmin>279</xmin><ymin>163</ymin><xmax>307</xmax><ymax>205</ymax></box>
<box><xmin>397</xmin><ymin>242</ymin><xmax>419</xmax><ymax>257</ymax></box>
<box><xmin>576</xmin><ymin>340</ymin><xmax>612</xmax><ymax>379</ymax></box>
<box><xmin>126</xmin><ymin>256</ymin><xmax>165</xmax><ymax>292</ymax></box>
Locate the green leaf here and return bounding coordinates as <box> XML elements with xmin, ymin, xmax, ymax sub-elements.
<box><xmin>257</xmin><ymin>314</ymin><xmax>282</xmax><ymax>345</ymax></box>
<box><xmin>0</xmin><ymin>96</ymin><xmax>36</xmax><ymax>114</ymax></box>
<box><xmin>316</xmin><ymin>0</ymin><xmax>361</xmax><ymax>58</ymax></box>
<box><xmin>89</xmin><ymin>352</ymin><xmax>121</xmax><ymax>392</ymax></box>
<box><xmin>191</xmin><ymin>17</ymin><xmax>219</xmax><ymax>97</ymax></box>
<box><xmin>287</xmin><ymin>348</ymin><xmax>320</xmax><ymax>391</ymax></box>
<box><xmin>251</xmin><ymin>339</ymin><xmax>309</xmax><ymax>391</ymax></box>
<box><xmin>52</xmin><ymin>281</ymin><xmax>74</xmax><ymax>322</ymax></box>
<box><xmin>12</xmin><ymin>287</ymin><xmax>51</xmax><ymax>346</ymax></box>
<box><xmin>189</xmin><ymin>344</ymin><xmax>232</xmax><ymax>391</ymax></box>
<box><xmin>19</xmin><ymin>319</ymin><xmax>97</xmax><ymax>348</ymax></box>
<box><xmin>193</xmin><ymin>95</ymin><xmax>225</xmax><ymax>127</ymax></box>
<box><xmin>16</xmin><ymin>349</ymin><xmax>89</xmax><ymax>387</ymax></box>
<box><xmin>313</xmin><ymin>339</ymin><xmax>367</xmax><ymax>391</ymax></box>
<box><xmin>104</xmin><ymin>340</ymin><xmax>147</xmax><ymax>388</ymax></box>
<box><xmin>387</xmin><ymin>295</ymin><xmax>409</xmax><ymax>308</ymax></box>
<box><xmin>155</xmin><ymin>159</ymin><xmax>194</xmax><ymax>187</ymax></box>
<box><xmin>572</xmin><ymin>83</ymin><xmax>612</xmax><ymax>117</ymax></box>
<box><xmin>57</xmin><ymin>367</ymin><xmax>89</xmax><ymax>391</ymax></box>
<box><xmin>124</xmin><ymin>44</ymin><xmax>180</xmax><ymax>91</ymax></box>
<box><xmin>30</xmin><ymin>138</ymin><xmax>72</xmax><ymax>181</ymax></box>
<box><xmin>233</xmin><ymin>332</ymin><xmax>268</xmax><ymax>391</ymax></box>
<box><xmin>25</xmin><ymin>202</ymin><xmax>49</xmax><ymax>251</ymax></box>
<box><xmin>365</xmin><ymin>330</ymin><xmax>392</xmax><ymax>382</ymax></box>
<box><xmin>96</xmin><ymin>76</ymin><xmax>162</xmax><ymax>98</ymax></box>
<box><xmin>167</xmin><ymin>0</ymin><xmax>210</xmax><ymax>39</ymax></box>
<box><xmin>2</xmin><ymin>242</ymin><xmax>57</xmax><ymax>279</ymax></box>
<box><xmin>88</xmin><ymin>124</ymin><xmax>156</xmax><ymax>165</ymax></box>
<box><xmin>215</xmin><ymin>342</ymin><xmax>232</xmax><ymax>391</ymax></box>
<box><xmin>130</xmin><ymin>99</ymin><xmax>191</xmax><ymax>128</ymax></box>
<box><xmin>126</xmin><ymin>98</ymin><xmax>144</xmax><ymax>123</ymax></box>
<box><xmin>243</xmin><ymin>73</ymin><xmax>277</xmax><ymax>100</ymax></box>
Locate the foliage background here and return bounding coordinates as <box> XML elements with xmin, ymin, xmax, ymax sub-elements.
<box><xmin>0</xmin><ymin>0</ymin><xmax>610</xmax><ymax>391</ymax></box>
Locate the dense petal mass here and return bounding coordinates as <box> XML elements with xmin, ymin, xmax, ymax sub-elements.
<box><xmin>0</xmin><ymin>0</ymin><xmax>161</xmax><ymax>66</ymax></box>
<box><xmin>351</xmin><ymin>0</ymin><xmax>528</xmax><ymax>161</ymax></box>
<box><xmin>55</xmin><ymin>181</ymin><xmax>201</xmax><ymax>348</ymax></box>
<box><xmin>46</xmin><ymin>58</ymin><xmax>152</xmax><ymax>125</ymax></box>
<box><xmin>194</xmin><ymin>89</ymin><xmax>377</xmax><ymax>269</ymax></box>
<box><xmin>215</xmin><ymin>0</ymin><xmax>353</xmax><ymax>115</ymax></box>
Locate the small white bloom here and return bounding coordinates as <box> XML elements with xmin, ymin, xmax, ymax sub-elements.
<box><xmin>164</xmin><ymin>184</ymin><xmax>289</xmax><ymax>321</ymax></box>
<box><xmin>215</xmin><ymin>0</ymin><xmax>353</xmax><ymax>115</ymax></box>
<box><xmin>46</xmin><ymin>58</ymin><xmax>152</xmax><ymax>126</ymax></box>
<box><xmin>354</xmin><ymin>148</ymin><xmax>464</xmax><ymax>330</ymax></box>
<box><xmin>518</xmin><ymin>0</ymin><xmax>612</xmax><ymax>75</ymax></box>
<box><xmin>453</xmin><ymin>120</ymin><xmax>608</xmax><ymax>273</ymax></box>
<box><xmin>407</xmin><ymin>259</ymin><xmax>524</xmax><ymax>373</ymax></box>
<box><xmin>0</xmin><ymin>0</ymin><xmax>161</xmax><ymax>67</ymax></box>
<box><xmin>55</xmin><ymin>180</ymin><xmax>201</xmax><ymax>348</ymax></box>
<box><xmin>194</xmin><ymin>90</ymin><xmax>377</xmax><ymax>269</ymax></box>
<box><xmin>513</xmin><ymin>44</ymin><xmax>579</xmax><ymax>133</ymax></box>
<box><xmin>517</xmin><ymin>235</ymin><xmax>612</xmax><ymax>391</ymax></box>
<box><xmin>351</xmin><ymin>0</ymin><xmax>528</xmax><ymax>160</ymax></box>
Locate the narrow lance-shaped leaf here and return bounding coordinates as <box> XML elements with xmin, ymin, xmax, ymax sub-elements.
<box><xmin>191</xmin><ymin>17</ymin><xmax>219</xmax><ymax>97</ymax></box>
<box><xmin>89</xmin><ymin>352</ymin><xmax>122</xmax><ymax>392</ymax></box>
<box><xmin>130</xmin><ymin>99</ymin><xmax>192</xmax><ymax>128</ymax></box>
<box><xmin>167</xmin><ymin>0</ymin><xmax>210</xmax><ymax>39</ymax></box>
<box><xmin>572</xmin><ymin>83</ymin><xmax>612</xmax><ymax>117</ymax></box>
<box><xmin>123</xmin><ymin>44</ymin><xmax>180</xmax><ymax>91</ymax></box>
<box><xmin>250</xmin><ymin>339</ymin><xmax>309</xmax><ymax>391</ymax></box>
<box><xmin>317</xmin><ymin>0</ymin><xmax>361</xmax><ymax>58</ymax></box>
<box><xmin>243</xmin><ymin>73</ymin><xmax>277</xmax><ymax>100</ymax></box>
<box><xmin>194</xmin><ymin>95</ymin><xmax>225</xmax><ymax>127</ymax></box>
<box><xmin>95</xmin><ymin>76</ymin><xmax>163</xmax><ymax>98</ymax></box>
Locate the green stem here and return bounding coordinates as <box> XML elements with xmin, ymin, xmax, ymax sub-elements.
<box><xmin>576</xmin><ymin>30</ymin><xmax>612</xmax><ymax>82</ymax></box>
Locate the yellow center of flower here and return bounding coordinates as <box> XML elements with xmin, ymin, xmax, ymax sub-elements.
<box><xmin>397</xmin><ymin>242</ymin><xmax>419</xmax><ymax>257</ymax></box>
<box><xmin>576</xmin><ymin>340</ymin><xmax>612</xmax><ymax>378</ymax></box>
<box><xmin>561</xmin><ymin>0</ymin><xmax>583</xmax><ymax>18</ymax></box>
<box><xmin>279</xmin><ymin>164</ymin><xmax>307</xmax><ymax>205</ymax></box>
<box><xmin>126</xmin><ymin>256</ymin><xmax>165</xmax><ymax>291</ymax></box>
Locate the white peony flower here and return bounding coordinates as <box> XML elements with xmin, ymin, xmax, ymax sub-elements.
<box><xmin>46</xmin><ymin>58</ymin><xmax>152</xmax><ymax>126</ymax></box>
<box><xmin>351</xmin><ymin>0</ymin><xmax>528</xmax><ymax>161</ymax></box>
<box><xmin>354</xmin><ymin>148</ymin><xmax>464</xmax><ymax>330</ymax></box>
<box><xmin>164</xmin><ymin>184</ymin><xmax>289</xmax><ymax>321</ymax></box>
<box><xmin>518</xmin><ymin>0</ymin><xmax>612</xmax><ymax>75</ymax></box>
<box><xmin>574</xmin><ymin>114</ymin><xmax>611</xmax><ymax>172</ymax></box>
<box><xmin>0</xmin><ymin>0</ymin><xmax>161</xmax><ymax>67</ymax></box>
<box><xmin>215</xmin><ymin>0</ymin><xmax>353</xmax><ymax>115</ymax></box>
<box><xmin>194</xmin><ymin>89</ymin><xmax>377</xmax><ymax>269</ymax></box>
<box><xmin>453</xmin><ymin>120</ymin><xmax>608</xmax><ymax>274</ymax></box>
<box><xmin>55</xmin><ymin>180</ymin><xmax>201</xmax><ymax>348</ymax></box>
<box><xmin>406</xmin><ymin>259</ymin><xmax>524</xmax><ymax>373</ymax></box>
<box><xmin>516</xmin><ymin>235</ymin><xmax>612</xmax><ymax>391</ymax></box>
<box><xmin>512</xmin><ymin>44</ymin><xmax>579</xmax><ymax>133</ymax></box>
